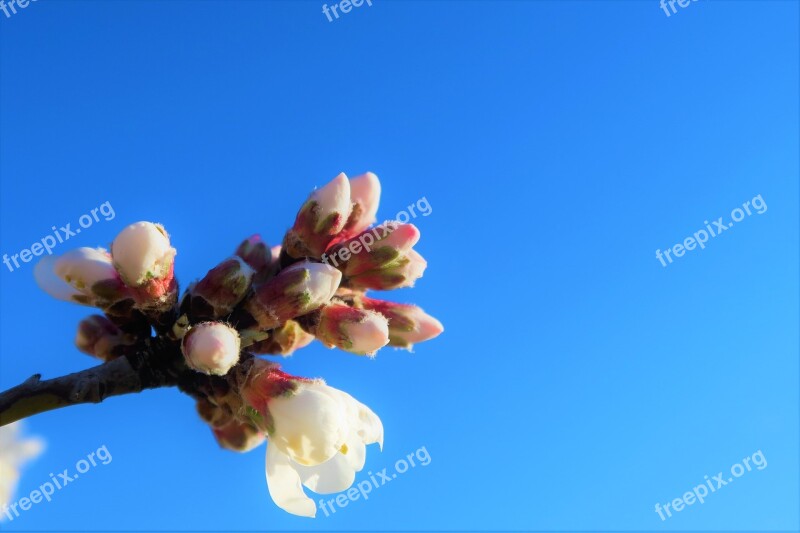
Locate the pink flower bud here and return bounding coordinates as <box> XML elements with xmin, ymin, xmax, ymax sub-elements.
<box><xmin>181</xmin><ymin>322</ymin><xmax>241</xmax><ymax>376</ymax></box>
<box><xmin>196</xmin><ymin>398</ymin><xmax>233</xmax><ymax>428</ymax></box>
<box><xmin>311</xmin><ymin>303</ymin><xmax>389</xmax><ymax>356</ymax></box>
<box><xmin>283</xmin><ymin>173</ymin><xmax>351</xmax><ymax>258</ymax></box>
<box><xmin>211</xmin><ymin>419</ymin><xmax>266</xmax><ymax>453</ymax></box>
<box><xmin>235</xmin><ymin>234</ymin><xmax>273</xmax><ymax>282</ymax></box>
<box><xmin>327</xmin><ymin>223</ymin><xmax>420</xmax><ymax>277</ymax></box>
<box><xmin>345</xmin><ymin>249</ymin><xmax>427</xmax><ymax>291</ymax></box>
<box><xmin>359</xmin><ymin>296</ymin><xmax>443</xmax><ymax>349</ymax></box>
<box><xmin>188</xmin><ymin>256</ymin><xmax>254</xmax><ymax>319</ymax></box>
<box><xmin>341</xmin><ymin>172</ymin><xmax>381</xmax><ymax>237</ymax></box>
<box><xmin>243</xmin><ymin>262</ymin><xmax>341</xmax><ymax>330</ymax></box>
<box><xmin>248</xmin><ymin>320</ymin><xmax>315</xmax><ymax>356</ymax></box>
<box><xmin>75</xmin><ymin>315</ymin><xmax>137</xmax><ymax>361</ymax></box>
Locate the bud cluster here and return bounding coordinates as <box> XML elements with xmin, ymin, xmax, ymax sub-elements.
<box><xmin>33</xmin><ymin>170</ymin><xmax>442</xmax><ymax>518</ymax></box>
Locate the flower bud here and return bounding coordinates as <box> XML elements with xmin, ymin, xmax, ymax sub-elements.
<box><xmin>111</xmin><ymin>222</ymin><xmax>177</xmax><ymax>305</ymax></box>
<box><xmin>196</xmin><ymin>398</ymin><xmax>233</xmax><ymax>428</ymax></box>
<box><xmin>359</xmin><ymin>296</ymin><xmax>443</xmax><ymax>349</ymax></box>
<box><xmin>248</xmin><ymin>320</ymin><xmax>315</xmax><ymax>356</ymax></box>
<box><xmin>243</xmin><ymin>262</ymin><xmax>341</xmax><ymax>330</ymax></box>
<box><xmin>283</xmin><ymin>173</ymin><xmax>351</xmax><ymax>258</ymax></box>
<box><xmin>345</xmin><ymin>249</ymin><xmax>427</xmax><ymax>291</ymax></box>
<box><xmin>341</xmin><ymin>172</ymin><xmax>381</xmax><ymax>237</ymax></box>
<box><xmin>211</xmin><ymin>419</ymin><xmax>266</xmax><ymax>453</ymax></box>
<box><xmin>235</xmin><ymin>234</ymin><xmax>273</xmax><ymax>282</ymax></box>
<box><xmin>326</xmin><ymin>223</ymin><xmax>419</xmax><ymax>277</ymax></box>
<box><xmin>309</xmin><ymin>303</ymin><xmax>389</xmax><ymax>356</ymax></box>
<box><xmin>188</xmin><ymin>256</ymin><xmax>254</xmax><ymax>319</ymax></box>
<box><xmin>75</xmin><ymin>315</ymin><xmax>137</xmax><ymax>361</ymax></box>
<box><xmin>35</xmin><ymin>249</ymin><xmax>130</xmax><ymax>307</ymax></box>
<box><xmin>181</xmin><ymin>322</ymin><xmax>241</xmax><ymax>376</ymax></box>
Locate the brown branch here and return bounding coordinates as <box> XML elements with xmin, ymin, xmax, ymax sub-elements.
<box><xmin>0</xmin><ymin>334</ymin><xmax>257</xmax><ymax>427</ymax></box>
<box><xmin>0</xmin><ymin>339</ymin><xmax>182</xmax><ymax>427</ymax></box>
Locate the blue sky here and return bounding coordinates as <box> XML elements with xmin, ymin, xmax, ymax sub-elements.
<box><xmin>1</xmin><ymin>0</ymin><xmax>798</xmax><ymax>531</ymax></box>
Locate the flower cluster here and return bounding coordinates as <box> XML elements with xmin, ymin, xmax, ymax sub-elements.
<box><xmin>34</xmin><ymin>172</ymin><xmax>442</xmax><ymax>517</ymax></box>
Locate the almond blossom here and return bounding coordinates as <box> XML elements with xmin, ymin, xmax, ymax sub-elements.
<box><xmin>25</xmin><ymin>171</ymin><xmax>441</xmax><ymax>518</ymax></box>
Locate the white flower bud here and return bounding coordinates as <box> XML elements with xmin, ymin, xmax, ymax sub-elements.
<box><xmin>55</xmin><ymin>248</ymin><xmax>118</xmax><ymax>291</ymax></box>
<box><xmin>181</xmin><ymin>322</ymin><xmax>241</xmax><ymax>376</ymax></box>
<box><xmin>35</xmin><ymin>249</ymin><xmax>127</xmax><ymax>307</ymax></box>
<box><xmin>111</xmin><ymin>222</ymin><xmax>176</xmax><ymax>287</ymax></box>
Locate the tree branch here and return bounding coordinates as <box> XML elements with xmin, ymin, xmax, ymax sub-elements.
<box><xmin>0</xmin><ymin>339</ymin><xmax>181</xmax><ymax>427</ymax></box>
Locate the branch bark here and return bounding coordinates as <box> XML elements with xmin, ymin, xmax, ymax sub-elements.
<box><xmin>0</xmin><ymin>339</ymin><xmax>181</xmax><ymax>426</ymax></box>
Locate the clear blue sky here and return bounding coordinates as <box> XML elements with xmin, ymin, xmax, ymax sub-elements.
<box><xmin>1</xmin><ymin>1</ymin><xmax>798</xmax><ymax>531</ymax></box>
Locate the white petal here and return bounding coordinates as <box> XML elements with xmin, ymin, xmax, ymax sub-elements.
<box><xmin>296</xmin><ymin>452</ymin><xmax>356</xmax><ymax>494</ymax></box>
<box><xmin>265</xmin><ymin>444</ymin><xmax>316</xmax><ymax>518</ymax></box>
<box><xmin>325</xmin><ymin>386</ymin><xmax>384</xmax><ymax>449</ymax></box>
<box><xmin>269</xmin><ymin>384</ymin><xmax>347</xmax><ymax>466</ymax></box>
<box><xmin>34</xmin><ymin>256</ymin><xmax>84</xmax><ymax>303</ymax></box>
<box><xmin>343</xmin><ymin>434</ymin><xmax>367</xmax><ymax>472</ymax></box>
<box><xmin>55</xmin><ymin>247</ymin><xmax>117</xmax><ymax>291</ymax></box>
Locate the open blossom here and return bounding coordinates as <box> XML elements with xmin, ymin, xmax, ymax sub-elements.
<box><xmin>308</xmin><ymin>303</ymin><xmax>390</xmax><ymax>356</ymax></box>
<box><xmin>243</xmin><ymin>261</ymin><xmax>341</xmax><ymax>330</ymax></box>
<box><xmin>0</xmin><ymin>423</ymin><xmax>44</xmax><ymax>516</ymax></box>
<box><xmin>34</xmin><ymin>248</ymin><xmax>128</xmax><ymax>307</ymax></box>
<box><xmin>181</xmin><ymin>322</ymin><xmax>241</xmax><ymax>376</ymax></box>
<box><xmin>111</xmin><ymin>222</ymin><xmax>177</xmax><ymax>305</ymax></box>
<box><xmin>358</xmin><ymin>296</ymin><xmax>443</xmax><ymax>349</ymax></box>
<box><xmin>283</xmin><ymin>173</ymin><xmax>351</xmax><ymax>258</ymax></box>
<box><xmin>241</xmin><ymin>361</ymin><xmax>383</xmax><ymax>517</ymax></box>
